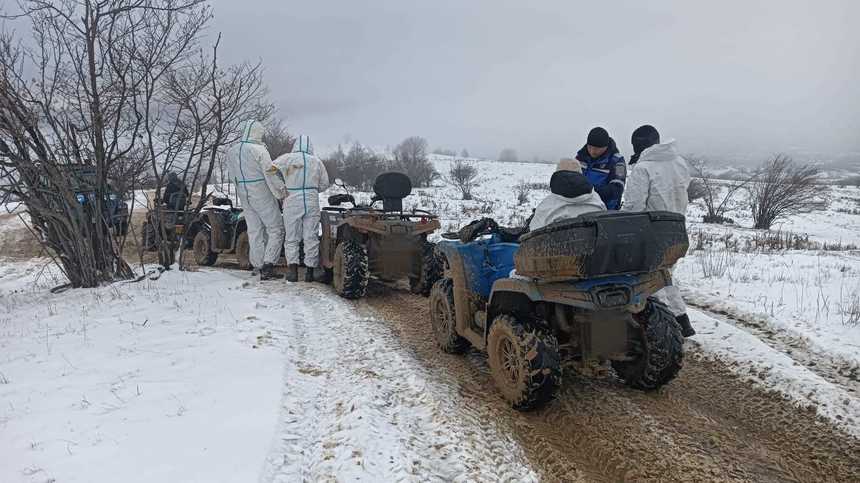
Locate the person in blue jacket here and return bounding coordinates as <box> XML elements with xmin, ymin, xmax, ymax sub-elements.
<box><xmin>575</xmin><ymin>127</ymin><xmax>626</xmax><ymax>210</ymax></box>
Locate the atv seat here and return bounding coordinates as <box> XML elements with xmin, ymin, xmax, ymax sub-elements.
<box><xmin>372</xmin><ymin>171</ymin><xmax>411</xmax><ymax>212</ymax></box>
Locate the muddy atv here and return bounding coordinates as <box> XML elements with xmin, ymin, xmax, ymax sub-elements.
<box><xmin>320</xmin><ymin>172</ymin><xmax>442</xmax><ymax>299</ymax></box>
<box><xmin>141</xmin><ymin>192</ymin><xmax>191</xmax><ymax>253</ymax></box>
<box><xmin>184</xmin><ymin>196</ymin><xmax>251</xmax><ymax>268</ymax></box>
<box><xmin>430</xmin><ymin>211</ymin><xmax>688</xmax><ymax>410</ymax></box>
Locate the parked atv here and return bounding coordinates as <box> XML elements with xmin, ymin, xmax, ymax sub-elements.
<box><xmin>49</xmin><ymin>165</ymin><xmax>130</xmax><ymax>236</ymax></box>
<box><xmin>430</xmin><ymin>211</ymin><xmax>688</xmax><ymax>410</ymax></box>
<box><xmin>184</xmin><ymin>196</ymin><xmax>251</xmax><ymax>268</ymax></box>
<box><xmin>141</xmin><ymin>192</ymin><xmax>190</xmax><ymax>252</ymax></box>
<box><xmin>320</xmin><ymin>172</ymin><xmax>442</xmax><ymax>299</ymax></box>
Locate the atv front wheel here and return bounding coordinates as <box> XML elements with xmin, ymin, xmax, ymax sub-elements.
<box><xmin>487</xmin><ymin>315</ymin><xmax>561</xmax><ymax>410</ymax></box>
<box><xmin>235</xmin><ymin>231</ymin><xmax>251</xmax><ymax>270</ymax></box>
<box><xmin>410</xmin><ymin>241</ymin><xmax>441</xmax><ymax>296</ymax></box>
<box><xmin>429</xmin><ymin>279</ymin><xmax>469</xmax><ymax>354</ymax></box>
<box><xmin>612</xmin><ymin>298</ymin><xmax>684</xmax><ymax>390</ymax></box>
<box><xmin>333</xmin><ymin>240</ymin><xmax>369</xmax><ymax>299</ymax></box>
<box><xmin>193</xmin><ymin>230</ymin><xmax>218</xmax><ymax>266</ymax></box>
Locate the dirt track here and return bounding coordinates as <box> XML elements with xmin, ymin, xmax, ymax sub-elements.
<box><xmin>358</xmin><ymin>283</ymin><xmax>860</xmax><ymax>482</ymax></box>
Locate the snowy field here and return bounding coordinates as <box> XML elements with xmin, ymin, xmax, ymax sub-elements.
<box><xmin>2</xmin><ymin>155</ymin><xmax>860</xmax><ymax>481</ymax></box>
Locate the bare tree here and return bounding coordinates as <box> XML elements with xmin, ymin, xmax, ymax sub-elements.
<box><xmin>446</xmin><ymin>160</ymin><xmax>478</xmax><ymax>200</ymax></box>
<box><xmin>688</xmin><ymin>156</ymin><xmax>750</xmax><ymax>224</ymax></box>
<box><xmin>337</xmin><ymin>142</ymin><xmax>385</xmax><ymax>191</ymax></box>
<box><xmin>460</xmin><ymin>148</ymin><xmax>469</xmax><ymax>158</ymax></box>
<box><xmin>748</xmin><ymin>155</ymin><xmax>822</xmax><ymax>230</ymax></box>
<box><xmin>498</xmin><ymin>148</ymin><xmax>518</xmax><ymax>163</ymax></box>
<box><xmin>392</xmin><ymin>136</ymin><xmax>438</xmax><ymax>187</ymax></box>
<box><xmin>0</xmin><ymin>0</ymin><xmax>271</xmax><ymax>284</ymax></box>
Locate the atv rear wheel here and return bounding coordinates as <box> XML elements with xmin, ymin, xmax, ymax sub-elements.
<box><xmin>235</xmin><ymin>231</ymin><xmax>251</xmax><ymax>270</ymax></box>
<box><xmin>410</xmin><ymin>241</ymin><xmax>441</xmax><ymax>296</ymax></box>
<box><xmin>429</xmin><ymin>279</ymin><xmax>469</xmax><ymax>354</ymax></box>
<box><xmin>612</xmin><ymin>298</ymin><xmax>684</xmax><ymax>390</ymax></box>
<box><xmin>193</xmin><ymin>230</ymin><xmax>218</xmax><ymax>266</ymax></box>
<box><xmin>333</xmin><ymin>240</ymin><xmax>368</xmax><ymax>299</ymax></box>
<box><xmin>487</xmin><ymin>315</ymin><xmax>561</xmax><ymax>410</ymax></box>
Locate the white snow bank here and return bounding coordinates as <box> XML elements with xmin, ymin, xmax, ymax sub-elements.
<box><xmin>689</xmin><ymin>308</ymin><xmax>860</xmax><ymax>438</ymax></box>
<box><xmin>0</xmin><ymin>264</ymin><xmax>284</xmax><ymax>483</ymax></box>
<box><xmin>0</xmin><ymin>263</ymin><xmax>538</xmax><ymax>482</ymax></box>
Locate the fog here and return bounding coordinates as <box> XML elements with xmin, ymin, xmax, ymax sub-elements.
<box><xmin>210</xmin><ymin>0</ymin><xmax>860</xmax><ymax>162</ymax></box>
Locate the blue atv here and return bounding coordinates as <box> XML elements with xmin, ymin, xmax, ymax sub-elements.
<box><xmin>430</xmin><ymin>212</ymin><xmax>688</xmax><ymax>410</ymax></box>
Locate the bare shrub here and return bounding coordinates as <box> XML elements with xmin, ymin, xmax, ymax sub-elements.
<box><xmin>747</xmin><ymin>155</ymin><xmax>822</xmax><ymax>230</ymax></box>
<box><xmin>688</xmin><ymin>156</ymin><xmax>750</xmax><ymax>224</ymax></box>
<box><xmin>840</xmin><ymin>291</ymin><xmax>860</xmax><ymax>326</ymax></box>
<box><xmin>499</xmin><ymin>148</ymin><xmax>518</xmax><ymax>163</ymax></box>
<box><xmin>742</xmin><ymin>230</ymin><xmax>857</xmax><ymax>252</ymax></box>
<box><xmin>322</xmin><ymin>145</ymin><xmax>347</xmax><ymax>183</ymax></box>
<box><xmin>697</xmin><ymin>247</ymin><xmax>736</xmax><ymax>278</ymax></box>
<box><xmin>460</xmin><ymin>148</ymin><xmax>470</xmax><ymax>158</ymax></box>
<box><xmin>392</xmin><ymin>136</ymin><xmax>438</xmax><ymax>187</ymax></box>
<box><xmin>262</xmin><ymin>118</ymin><xmax>295</xmax><ymax>158</ymax></box>
<box><xmin>446</xmin><ymin>160</ymin><xmax>479</xmax><ymax>200</ymax></box>
<box><xmin>337</xmin><ymin>143</ymin><xmax>385</xmax><ymax>191</ymax></box>
<box><xmin>515</xmin><ymin>180</ymin><xmax>531</xmax><ymax>205</ymax></box>
<box><xmin>687</xmin><ymin>178</ymin><xmax>707</xmax><ymax>202</ymax></box>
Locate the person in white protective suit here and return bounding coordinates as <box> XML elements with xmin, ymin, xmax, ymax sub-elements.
<box><xmin>270</xmin><ymin>135</ymin><xmax>330</xmax><ymax>282</ymax></box>
<box><xmin>528</xmin><ymin>159</ymin><xmax>606</xmax><ymax>231</ymax></box>
<box><xmin>622</xmin><ymin>125</ymin><xmax>695</xmax><ymax>337</ymax></box>
<box><xmin>225</xmin><ymin>120</ymin><xmax>286</xmax><ymax>281</ymax></box>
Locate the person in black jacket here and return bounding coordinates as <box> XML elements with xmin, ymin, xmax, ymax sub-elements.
<box><xmin>162</xmin><ymin>172</ymin><xmax>189</xmax><ymax>210</ymax></box>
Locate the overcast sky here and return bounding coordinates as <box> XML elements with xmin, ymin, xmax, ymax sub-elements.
<box><xmin>210</xmin><ymin>0</ymin><xmax>860</xmax><ymax>161</ymax></box>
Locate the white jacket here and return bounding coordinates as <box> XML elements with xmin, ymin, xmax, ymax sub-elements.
<box><xmin>271</xmin><ymin>135</ymin><xmax>330</xmax><ymax>215</ymax></box>
<box><xmin>529</xmin><ymin>191</ymin><xmax>606</xmax><ymax>231</ymax></box>
<box><xmin>226</xmin><ymin>120</ymin><xmax>286</xmax><ymax>203</ymax></box>
<box><xmin>621</xmin><ymin>140</ymin><xmax>690</xmax><ymax>214</ymax></box>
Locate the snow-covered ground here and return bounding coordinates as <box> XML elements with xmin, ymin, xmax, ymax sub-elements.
<box><xmin>0</xmin><ymin>261</ymin><xmax>537</xmax><ymax>482</ymax></box>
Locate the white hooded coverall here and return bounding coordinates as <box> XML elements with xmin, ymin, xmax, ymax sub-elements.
<box><xmin>271</xmin><ymin>135</ymin><xmax>330</xmax><ymax>267</ymax></box>
<box><xmin>622</xmin><ymin>140</ymin><xmax>691</xmax><ymax>316</ymax></box>
<box><xmin>528</xmin><ymin>192</ymin><xmax>606</xmax><ymax>231</ymax></box>
<box><xmin>225</xmin><ymin>120</ymin><xmax>286</xmax><ymax>268</ymax></box>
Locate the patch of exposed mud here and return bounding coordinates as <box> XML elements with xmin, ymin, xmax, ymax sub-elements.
<box><xmin>361</xmin><ymin>283</ymin><xmax>860</xmax><ymax>482</ymax></box>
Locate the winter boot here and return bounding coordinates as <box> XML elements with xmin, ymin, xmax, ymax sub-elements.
<box><xmin>312</xmin><ymin>266</ymin><xmax>328</xmax><ymax>283</ymax></box>
<box><xmin>676</xmin><ymin>314</ymin><xmax>696</xmax><ymax>337</ymax></box>
<box><xmin>260</xmin><ymin>264</ymin><xmax>284</xmax><ymax>281</ymax></box>
<box><xmin>303</xmin><ymin>266</ymin><xmax>314</xmax><ymax>283</ymax></box>
<box><xmin>285</xmin><ymin>264</ymin><xmax>299</xmax><ymax>283</ymax></box>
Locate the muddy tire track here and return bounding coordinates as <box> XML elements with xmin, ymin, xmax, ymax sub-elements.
<box><xmin>362</xmin><ymin>283</ymin><xmax>860</xmax><ymax>482</ymax></box>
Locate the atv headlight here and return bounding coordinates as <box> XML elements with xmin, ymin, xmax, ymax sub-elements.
<box><xmin>76</xmin><ymin>194</ymin><xmax>87</xmax><ymax>204</ymax></box>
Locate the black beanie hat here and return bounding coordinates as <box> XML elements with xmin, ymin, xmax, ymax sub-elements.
<box><xmin>586</xmin><ymin>127</ymin><xmax>610</xmax><ymax>148</ymax></box>
<box><xmin>631</xmin><ymin>125</ymin><xmax>660</xmax><ymax>154</ymax></box>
